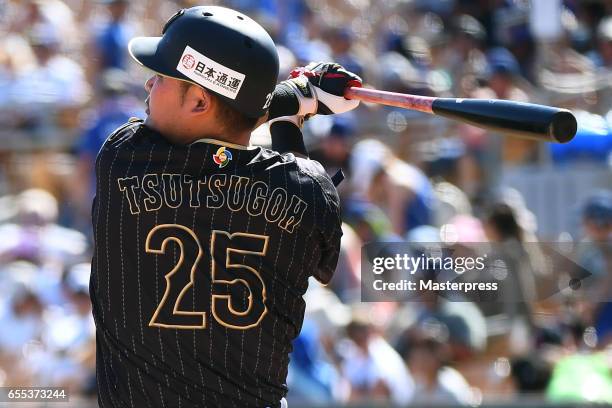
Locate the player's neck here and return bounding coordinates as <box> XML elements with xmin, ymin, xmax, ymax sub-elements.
<box><xmin>187</xmin><ymin>114</ymin><xmax>252</xmax><ymax>146</ymax></box>
<box><xmin>146</xmin><ymin>118</ymin><xmax>251</xmax><ymax>146</ymax></box>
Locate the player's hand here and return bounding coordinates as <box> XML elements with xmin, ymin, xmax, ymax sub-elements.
<box><xmin>290</xmin><ymin>62</ymin><xmax>362</xmax><ymax>115</ymax></box>
<box><xmin>280</xmin><ymin>62</ymin><xmax>362</xmax><ymax>117</ymax></box>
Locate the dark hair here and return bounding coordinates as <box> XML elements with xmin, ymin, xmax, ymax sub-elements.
<box><xmin>511</xmin><ymin>355</ymin><xmax>551</xmax><ymax>392</ymax></box>
<box><xmin>485</xmin><ymin>203</ymin><xmax>523</xmax><ymax>241</ymax></box>
<box><xmin>179</xmin><ymin>81</ymin><xmax>258</xmax><ymax>134</ymax></box>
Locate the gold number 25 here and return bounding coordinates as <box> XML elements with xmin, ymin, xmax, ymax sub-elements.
<box><xmin>145</xmin><ymin>224</ymin><xmax>269</xmax><ymax>330</ymax></box>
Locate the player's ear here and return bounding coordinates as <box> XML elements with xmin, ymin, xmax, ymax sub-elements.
<box><xmin>187</xmin><ymin>86</ymin><xmax>213</xmax><ymax>115</ymax></box>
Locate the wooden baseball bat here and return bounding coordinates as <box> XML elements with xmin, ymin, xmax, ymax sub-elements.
<box><xmin>344</xmin><ymin>87</ymin><xmax>577</xmax><ymax>143</ymax></box>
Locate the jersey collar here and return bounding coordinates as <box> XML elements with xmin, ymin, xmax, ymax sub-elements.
<box><xmin>191</xmin><ymin>138</ymin><xmax>257</xmax><ymax>150</ymax></box>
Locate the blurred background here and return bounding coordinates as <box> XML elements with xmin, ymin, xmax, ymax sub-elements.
<box><xmin>0</xmin><ymin>0</ymin><xmax>611</xmax><ymax>406</ymax></box>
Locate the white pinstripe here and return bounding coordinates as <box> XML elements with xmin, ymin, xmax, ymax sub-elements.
<box><xmin>133</xmin><ymin>335</ymin><xmax>153</xmax><ymax>407</ymax></box>
<box><xmin>154</xmin><ymin>146</ymin><xmax>174</xmax><ymax>390</ymax></box>
<box><xmin>190</xmin><ymin>144</ymin><xmax>210</xmax><ymax>406</ymax></box>
<box><xmin>157</xmin><ymin>382</ymin><xmax>167</xmax><ymax>408</ymax></box>
<box><xmin>253</xmin><ymin>161</ymin><xmax>272</xmax><ymax>400</ymax></box>
<box><xmin>293</xmin><ymin>175</ymin><xmax>317</xmax><ymax>286</ymax></box>
<box><xmin>126</xmin><ymin>370</ymin><xmax>135</xmax><ymax>407</ymax></box>
<box><xmin>206</xmin><ymin>150</ymin><xmax>224</xmax><ymax>406</ymax></box>
<box><xmin>128</xmin><ymin>138</ymin><xmax>155</xmax><ymax>408</ymax></box>
<box><xmin>140</xmin><ymin>140</ymin><xmax>171</xmax><ymax>406</ymax></box>
<box><xmin>207</xmin><ymin>161</ymin><xmax>223</xmax><ymax>402</ymax></box>
<box><xmin>172</xmin><ymin>145</ymin><xmax>193</xmax><ymax>405</ymax></box>
<box><xmin>105</xmin><ymin>148</ymin><xmax>121</xmax><ymax>313</ymax></box>
<box><xmin>290</xmin><ymin>228</ymin><xmax>315</xmax><ymax>314</ymax></box>
<box><xmin>265</xmin><ymin>158</ymin><xmax>289</xmax><ymax>382</ymax></box>
<box><xmin>119</xmin><ymin>150</ymin><xmax>136</xmax><ymax>329</ymax></box>
<box><xmin>276</xmin><ymin>169</ymin><xmax>303</xmax><ymax>382</ymax></box>
<box><xmin>221</xmin><ymin>151</ymin><xmax>240</xmax><ymax>408</ymax></box>
<box><xmin>94</xmin><ymin>147</ymin><xmax>105</xmax><ymax>320</ymax></box>
<box><xmin>135</xmin><ymin>145</ymin><xmax>156</xmax><ymax>345</ymax></box>
<box><xmin>100</xmin><ymin>135</ymin><xmax>129</xmax><ymax>407</ymax></box>
<box><xmin>95</xmin><ymin>350</ymin><xmax>106</xmax><ymax>408</ymax></box>
<box><xmin>238</xmin><ymin>155</ymin><xmax>257</xmax><ymax>395</ymax></box>
<box><xmin>113</xmin><ymin>319</ymin><xmax>136</xmax><ymax>407</ymax></box>
<box><xmin>101</xmin><ymin>335</ymin><xmax>120</xmax><ymax>407</ymax></box>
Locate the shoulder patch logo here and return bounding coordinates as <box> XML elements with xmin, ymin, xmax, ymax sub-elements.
<box><xmin>213</xmin><ymin>147</ymin><xmax>232</xmax><ymax>168</ymax></box>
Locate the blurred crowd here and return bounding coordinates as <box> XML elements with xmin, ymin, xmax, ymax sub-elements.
<box><xmin>0</xmin><ymin>0</ymin><xmax>611</xmax><ymax>406</ymax></box>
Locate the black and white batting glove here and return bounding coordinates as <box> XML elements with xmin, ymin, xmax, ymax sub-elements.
<box><xmin>289</xmin><ymin>62</ymin><xmax>362</xmax><ymax>115</ymax></box>
<box><xmin>268</xmin><ymin>62</ymin><xmax>362</xmax><ymax>120</ymax></box>
<box><xmin>268</xmin><ymin>114</ymin><xmax>304</xmax><ymax>129</ymax></box>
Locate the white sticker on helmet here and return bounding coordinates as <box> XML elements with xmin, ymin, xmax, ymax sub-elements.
<box><xmin>176</xmin><ymin>46</ymin><xmax>245</xmax><ymax>100</ymax></box>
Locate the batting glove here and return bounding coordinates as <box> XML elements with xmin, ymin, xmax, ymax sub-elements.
<box><xmin>275</xmin><ymin>62</ymin><xmax>362</xmax><ymax>117</ymax></box>
<box><xmin>268</xmin><ymin>114</ymin><xmax>305</xmax><ymax>129</ymax></box>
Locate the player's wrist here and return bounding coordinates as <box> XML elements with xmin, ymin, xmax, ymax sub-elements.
<box><xmin>270</xmin><ymin>116</ymin><xmax>308</xmax><ymax>156</ymax></box>
<box><xmin>282</xmin><ymin>77</ymin><xmax>317</xmax><ymax>116</ymax></box>
<box><xmin>267</xmin><ymin>81</ymin><xmax>303</xmax><ymax>120</ymax></box>
<box><xmin>268</xmin><ymin>114</ymin><xmax>304</xmax><ymax>129</ymax></box>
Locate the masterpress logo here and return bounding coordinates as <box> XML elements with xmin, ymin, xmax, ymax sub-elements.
<box><xmin>360</xmin><ymin>241</ymin><xmax>595</xmax><ymax>303</ymax></box>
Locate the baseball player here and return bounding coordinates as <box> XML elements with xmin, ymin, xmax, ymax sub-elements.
<box><xmin>90</xmin><ymin>6</ymin><xmax>361</xmax><ymax>408</ymax></box>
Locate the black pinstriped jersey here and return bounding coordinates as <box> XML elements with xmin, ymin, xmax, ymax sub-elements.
<box><xmin>90</xmin><ymin>119</ymin><xmax>342</xmax><ymax>408</ymax></box>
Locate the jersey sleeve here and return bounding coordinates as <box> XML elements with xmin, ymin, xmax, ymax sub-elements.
<box><xmin>298</xmin><ymin>158</ymin><xmax>343</xmax><ymax>285</ymax></box>
<box><xmin>315</xmin><ymin>197</ymin><xmax>342</xmax><ymax>284</ymax></box>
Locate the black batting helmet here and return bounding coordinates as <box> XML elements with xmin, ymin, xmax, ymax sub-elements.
<box><xmin>128</xmin><ymin>6</ymin><xmax>279</xmax><ymax>118</ymax></box>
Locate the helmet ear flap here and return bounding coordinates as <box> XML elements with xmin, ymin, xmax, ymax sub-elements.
<box><xmin>162</xmin><ymin>9</ymin><xmax>185</xmax><ymax>34</ymax></box>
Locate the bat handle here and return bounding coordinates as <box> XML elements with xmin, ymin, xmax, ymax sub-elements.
<box><xmin>345</xmin><ymin>87</ymin><xmax>435</xmax><ymax>114</ymax></box>
<box><xmin>344</xmin><ymin>87</ymin><xmax>362</xmax><ymax>100</ymax></box>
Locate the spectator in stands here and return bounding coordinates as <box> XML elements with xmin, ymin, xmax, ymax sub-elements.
<box><xmin>287</xmin><ymin>319</ymin><xmax>344</xmax><ymax>404</ymax></box>
<box><xmin>327</xmin><ymin>223</ymin><xmax>362</xmax><ymax>303</ymax></box>
<box><xmin>511</xmin><ymin>355</ymin><xmax>552</xmax><ymax>393</ymax></box>
<box><xmin>283</xmin><ymin>3</ymin><xmax>331</xmax><ymax>64</ymax></box>
<box><xmin>351</xmin><ymin>139</ymin><xmax>436</xmax><ymax>235</ymax></box>
<box><xmin>39</xmin><ymin>263</ymin><xmax>95</xmax><ymax>391</ymax></box>
<box><xmin>323</xmin><ymin>27</ymin><xmax>364</xmax><ymax>79</ymax></box>
<box><xmin>578</xmin><ymin>191</ymin><xmax>612</xmax><ymax>345</ymax></box>
<box><xmin>12</xmin><ymin>23</ymin><xmax>88</xmax><ymax>137</ymax></box>
<box><xmin>73</xmin><ymin>68</ymin><xmax>143</xmax><ymax>227</ymax></box>
<box><xmin>592</xmin><ymin>16</ymin><xmax>612</xmax><ymax>114</ymax></box>
<box><xmin>592</xmin><ymin>16</ymin><xmax>612</xmax><ymax>69</ymax></box>
<box><xmin>476</xmin><ymin>47</ymin><xmax>537</xmax><ymax>165</ymax></box>
<box><xmin>399</xmin><ymin>325</ymin><xmax>474</xmax><ymax>405</ymax></box>
<box><xmin>446</xmin><ymin>14</ymin><xmax>488</xmax><ymax>95</ymax></box>
<box><xmin>338</xmin><ymin>313</ymin><xmax>414</xmax><ymax>405</ymax></box>
<box><xmin>0</xmin><ymin>285</ymin><xmax>43</xmax><ymax>357</ymax></box>
<box><xmin>342</xmin><ymin>199</ymin><xmax>397</xmax><ymax>244</ymax></box>
<box><xmin>483</xmin><ymin>203</ymin><xmax>539</xmax><ymax>353</ymax></box>
<box><xmin>92</xmin><ymin>0</ymin><xmax>132</xmax><ymax>74</ymax></box>
<box><xmin>7</xmin><ymin>0</ymin><xmax>78</xmax><ymax>51</ymax></box>
<box><xmin>308</xmin><ymin>117</ymin><xmax>355</xmax><ymax>177</ymax></box>
<box><xmin>0</xmin><ymin>189</ymin><xmax>87</xmax><ymax>267</ymax></box>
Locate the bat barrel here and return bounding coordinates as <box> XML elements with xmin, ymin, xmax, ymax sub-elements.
<box><xmin>431</xmin><ymin>98</ymin><xmax>577</xmax><ymax>143</ymax></box>
<box><xmin>549</xmin><ymin>110</ymin><xmax>578</xmax><ymax>144</ymax></box>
